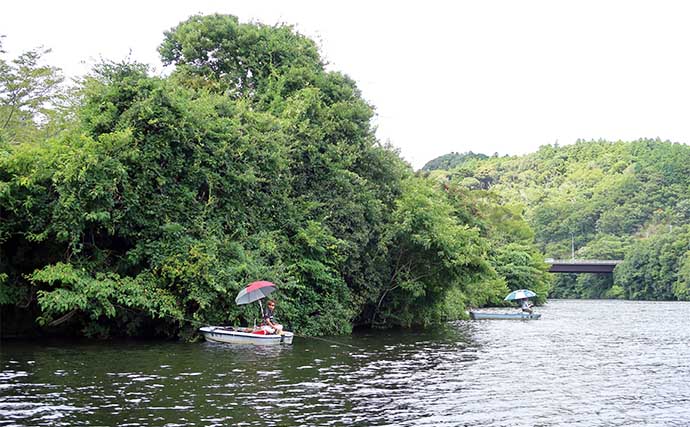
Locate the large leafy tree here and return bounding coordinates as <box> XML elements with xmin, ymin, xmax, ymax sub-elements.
<box><xmin>158</xmin><ymin>14</ymin><xmax>322</xmax><ymax>100</ymax></box>
<box><xmin>367</xmin><ymin>177</ymin><xmax>490</xmax><ymax>327</ymax></box>
<box><xmin>439</xmin><ymin>172</ymin><xmax>552</xmax><ymax>305</ymax></box>
<box><xmin>0</xmin><ymin>37</ymin><xmax>68</xmax><ymax>144</ymax></box>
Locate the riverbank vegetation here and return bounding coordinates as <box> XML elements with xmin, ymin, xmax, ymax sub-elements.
<box><xmin>0</xmin><ymin>15</ymin><xmax>550</xmax><ymax>339</ymax></box>
<box><xmin>424</xmin><ymin>141</ymin><xmax>690</xmax><ymax>300</ymax></box>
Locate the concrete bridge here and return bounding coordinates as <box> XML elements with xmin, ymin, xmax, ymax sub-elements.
<box><xmin>545</xmin><ymin>259</ymin><xmax>623</xmax><ymax>273</ymax></box>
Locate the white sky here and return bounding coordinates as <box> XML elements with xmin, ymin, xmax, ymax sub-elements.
<box><xmin>3</xmin><ymin>0</ymin><xmax>690</xmax><ymax>169</ymax></box>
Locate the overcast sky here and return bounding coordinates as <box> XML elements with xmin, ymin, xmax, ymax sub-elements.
<box><xmin>3</xmin><ymin>0</ymin><xmax>689</xmax><ymax>169</ymax></box>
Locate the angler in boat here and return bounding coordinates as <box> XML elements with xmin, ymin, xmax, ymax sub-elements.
<box><xmin>199</xmin><ymin>281</ymin><xmax>294</xmax><ymax>345</ymax></box>
<box><xmin>261</xmin><ymin>299</ymin><xmax>283</xmax><ymax>335</ymax></box>
<box><xmin>518</xmin><ymin>297</ymin><xmax>534</xmax><ymax>314</ymax></box>
<box><xmin>469</xmin><ymin>289</ymin><xmax>542</xmax><ymax>320</ymax></box>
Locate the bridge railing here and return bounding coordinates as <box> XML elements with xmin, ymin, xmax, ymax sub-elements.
<box><xmin>545</xmin><ymin>259</ymin><xmax>623</xmax><ymax>265</ymax></box>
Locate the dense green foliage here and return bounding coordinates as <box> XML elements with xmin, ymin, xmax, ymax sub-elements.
<box><xmin>426</xmin><ymin>139</ymin><xmax>690</xmax><ymax>300</ymax></box>
<box><xmin>438</xmin><ymin>178</ymin><xmax>552</xmax><ymax>305</ymax></box>
<box><xmin>0</xmin><ymin>16</ymin><xmax>550</xmax><ymax>339</ymax></box>
<box><xmin>616</xmin><ymin>225</ymin><xmax>690</xmax><ymax>300</ymax></box>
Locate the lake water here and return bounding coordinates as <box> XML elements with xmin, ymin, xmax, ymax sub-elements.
<box><xmin>2</xmin><ymin>299</ymin><xmax>690</xmax><ymax>426</ymax></box>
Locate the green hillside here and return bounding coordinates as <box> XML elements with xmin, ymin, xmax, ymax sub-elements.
<box><xmin>426</xmin><ymin>139</ymin><xmax>690</xmax><ymax>299</ymax></box>
<box><xmin>421</xmin><ymin>151</ymin><xmax>489</xmax><ymax>171</ymax></box>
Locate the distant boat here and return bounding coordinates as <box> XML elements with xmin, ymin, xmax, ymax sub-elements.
<box><xmin>469</xmin><ymin>311</ymin><xmax>541</xmax><ymax>320</ymax></box>
<box><xmin>200</xmin><ymin>326</ymin><xmax>294</xmax><ymax>345</ymax></box>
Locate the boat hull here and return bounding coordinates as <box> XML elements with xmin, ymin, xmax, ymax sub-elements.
<box><xmin>470</xmin><ymin>311</ymin><xmax>541</xmax><ymax>320</ymax></box>
<box><xmin>200</xmin><ymin>326</ymin><xmax>294</xmax><ymax>345</ymax></box>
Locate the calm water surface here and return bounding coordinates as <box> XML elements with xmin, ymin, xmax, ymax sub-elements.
<box><xmin>2</xmin><ymin>300</ymin><xmax>690</xmax><ymax>426</ymax></box>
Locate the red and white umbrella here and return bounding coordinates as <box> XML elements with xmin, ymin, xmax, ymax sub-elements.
<box><xmin>235</xmin><ymin>281</ymin><xmax>277</xmax><ymax>305</ymax></box>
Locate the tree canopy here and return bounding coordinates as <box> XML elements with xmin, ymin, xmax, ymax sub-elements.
<box><xmin>0</xmin><ymin>37</ymin><xmax>68</xmax><ymax>144</ymax></box>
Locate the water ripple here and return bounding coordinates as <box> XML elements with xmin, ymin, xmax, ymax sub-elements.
<box><xmin>3</xmin><ymin>300</ymin><xmax>690</xmax><ymax>425</ymax></box>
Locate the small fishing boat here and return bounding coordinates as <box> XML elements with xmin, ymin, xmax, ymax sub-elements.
<box><xmin>469</xmin><ymin>311</ymin><xmax>541</xmax><ymax>320</ymax></box>
<box><xmin>200</xmin><ymin>280</ymin><xmax>294</xmax><ymax>345</ymax></box>
<box><xmin>200</xmin><ymin>326</ymin><xmax>294</xmax><ymax>345</ymax></box>
<box><xmin>468</xmin><ymin>288</ymin><xmax>542</xmax><ymax>320</ymax></box>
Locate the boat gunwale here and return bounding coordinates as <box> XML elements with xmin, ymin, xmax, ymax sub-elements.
<box><xmin>200</xmin><ymin>326</ymin><xmax>294</xmax><ymax>340</ymax></box>
<box><xmin>469</xmin><ymin>311</ymin><xmax>541</xmax><ymax>320</ymax></box>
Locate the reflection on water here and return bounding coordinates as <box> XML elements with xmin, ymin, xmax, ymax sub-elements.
<box><xmin>3</xmin><ymin>300</ymin><xmax>690</xmax><ymax>426</ymax></box>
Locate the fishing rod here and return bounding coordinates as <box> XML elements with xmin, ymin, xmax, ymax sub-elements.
<box><xmin>114</xmin><ymin>304</ymin><xmax>209</xmax><ymax>327</ymax></box>
<box><xmin>294</xmin><ymin>334</ymin><xmax>362</xmax><ymax>350</ymax></box>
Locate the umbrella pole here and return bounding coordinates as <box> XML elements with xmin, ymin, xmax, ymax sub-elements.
<box><xmin>257</xmin><ymin>299</ymin><xmax>264</xmax><ymax>329</ymax></box>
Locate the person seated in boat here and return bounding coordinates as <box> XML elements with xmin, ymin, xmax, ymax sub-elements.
<box><xmin>518</xmin><ymin>298</ymin><xmax>533</xmax><ymax>314</ymax></box>
<box><xmin>261</xmin><ymin>299</ymin><xmax>283</xmax><ymax>335</ymax></box>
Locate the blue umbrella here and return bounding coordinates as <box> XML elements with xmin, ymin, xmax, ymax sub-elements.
<box><xmin>504</xmin><ymin>289</ymin><xmax>537</xmax><ymax>301</ymax></box>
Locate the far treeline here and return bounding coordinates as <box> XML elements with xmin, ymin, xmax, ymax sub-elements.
<box><xmin>423</xmin><ymin>141</ymin><xmax>690</xmax><ymax>300</ymax></box>
<box><xmin>0</xmin><ymin>15</ymin><xmax>551</xmax><ymax>339</ymax></box>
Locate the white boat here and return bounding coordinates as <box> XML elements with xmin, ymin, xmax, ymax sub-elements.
<box><xmin>200</xmin><ymin>326</ymin><xmax>294</xmax><ymax>345</ymax></box>
<box><xmin>469</xmin><ymin>311</ymin><xmax>541</xmax><ymax>320</ymax></box>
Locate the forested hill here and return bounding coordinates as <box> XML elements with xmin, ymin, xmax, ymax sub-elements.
<box><xmin>421</xmin><ymin>151</ymin><xmax>488</xmax><ymax>171</ymax></box>
<box><xmin>425</xmin><ymin>140</ymin><xmax>690</xmax><ymax>300</ymax></box>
